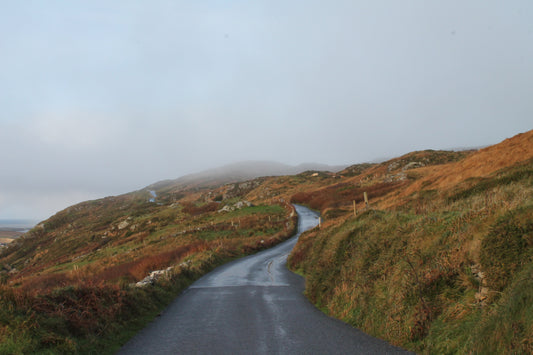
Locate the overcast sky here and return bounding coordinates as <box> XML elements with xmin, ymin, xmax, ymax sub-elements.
<box><xmin>1</xmin><ymin>1</ymin><xmax>532</xmax><ymax>221</ymax></box>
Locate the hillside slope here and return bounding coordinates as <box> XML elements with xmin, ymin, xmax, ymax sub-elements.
<box><xmin>289</xmin><ymin>130</ymin><xmax>533</xmax><ymax>354</ymax></box>
<box><xmin>401</xmin><ymin>130</ymin><xmax>533</xmax><ymax>197</ymax></box>
<box><xmin>0</xmin><ymin>130</ymin><xmax>531</xmax><ymax>353</ymax></box>
<box><xmin>147</xmin><ymin>160</ymin><xmax>346</xmax><ymax>192</ymax></box>
<box><xmin>0</xmin><ymin>177</ymin><xmax>300</xmax><ymax>353</ymax></box>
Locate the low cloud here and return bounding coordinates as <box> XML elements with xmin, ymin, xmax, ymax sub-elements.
<box><xmin>1</xmin><ymin>1</ymin><xmax>532</xmax><ymax>219</ymax></box>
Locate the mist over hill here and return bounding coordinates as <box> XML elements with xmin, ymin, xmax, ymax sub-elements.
<box><xmin>147</xmin><ymin>160</ymin><xmax>348</xmax><ymax>191</ymax></box>
<box><xmin>0</xmin><ymin>130</ymin><xmax>531</xmax><ymax>353</ymax></box>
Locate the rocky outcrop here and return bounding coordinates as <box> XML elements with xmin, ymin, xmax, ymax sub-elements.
<box><xmin>402</xmin><ymin>161</ymin><xmax>425</xmax><ymax>170</ymax></box>
<box><xmin>135</xmin><ymin>267</ymin><xmax>174</xmax><ymax>287</ymax></box>
<box><xmin>118</xmin><ymin>220</ymin><xmax>130</xmax><ymax>230</ymax></box>
<box><xmin>218</xmin><ymin>201</ymin><xmax>253</xmax><ymax>213</ymax></box>
<box><xmin>388</xmin><ymin>160</ymin><xmax>425</xmax><ymax>172</ymax></box>
<box><xmin>223</xmin><ymin>180</ymin><xmax>263</xmax><ymax>199</ymax></box>
<box><xmin>471</xmin><ymin>264</ymin><xmax>489</xmax><ymax>305</ymax></box>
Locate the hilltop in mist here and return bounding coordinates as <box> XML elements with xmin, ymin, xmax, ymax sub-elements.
<box><xmin>147</xmin><ymin>160</ymin><xmax>347</xmax><ymax>191</ymax></box>
<box><xmin>0</xmin><ymin>130</ymin><xmax>531</xmax><ymax>354</ymax></box>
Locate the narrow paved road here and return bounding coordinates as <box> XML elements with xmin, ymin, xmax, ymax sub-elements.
<box><xmin>118</xmin><ymin>205</ymin><xmax>411</xmax><ymax>354</ymax></box>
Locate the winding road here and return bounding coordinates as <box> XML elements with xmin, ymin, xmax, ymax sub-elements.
<box><xmin>118</xmin><ymin>205</ymin><xmax>410</xmax><ymax>354</ymax></box>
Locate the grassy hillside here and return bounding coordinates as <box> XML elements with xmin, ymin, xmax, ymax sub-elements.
<box><xmin>0</xmin><ymin>181</ymin><xmax>299</xmax><ymax>353</ymax></box>
<box><xmin>289</xmin><ymin>131</ymin><xmax>533</xmax><ymax>354</ymax></box>
<box><xmin>1</xmin><ymin>130</ymin><xmax>531</xmax><ymax>353</ymax></box>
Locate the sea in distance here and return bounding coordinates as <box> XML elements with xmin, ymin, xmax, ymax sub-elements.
<box><xmin>0</xmin><ymin>219</ymin><xmax>38</xmax><ymax>232</ymax></box>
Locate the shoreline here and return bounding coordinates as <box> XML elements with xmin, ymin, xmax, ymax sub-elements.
<box><xmin>0</xmin><ymin>230</ymin><xmax>24</xmax><ymax>239</ymax></box>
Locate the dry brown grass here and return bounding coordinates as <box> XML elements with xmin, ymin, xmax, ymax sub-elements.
<box><xmin>181</xmin><ymin>202</ymin><xmax>219</xmax><ymax>216</ymax></box>
<box><xmin>288</xmin><ymin>130</ymin><xmax>533</xmax><ymax>354</ymax></box>
<box><xmin>407</xmin><ymin>130</ymin><xmax>533</xmax><ymax>194</ymax></box>
<box><xmin>291</xmin><ymin>181</ymin><xmax>407</xmax><ymax>212</ymax></box>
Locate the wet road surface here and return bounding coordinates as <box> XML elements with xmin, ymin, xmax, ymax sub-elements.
<box><xmin>118</xmin><ymin>205</ymin><xmax>411</xmax><ymax>354</ymax></box>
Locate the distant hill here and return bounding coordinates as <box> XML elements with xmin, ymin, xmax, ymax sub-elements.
<box><xmin>1</xmin><ymin>130</ymin><xmax>531</xmax><ymax>354</ymax></box>
<box><xmin>146</xmin><ymin>160</ymin><xmax>347</xmax><ymax>192</ymax></box>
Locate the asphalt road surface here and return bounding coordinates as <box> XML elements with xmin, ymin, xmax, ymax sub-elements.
<box><xmin>118</xmin><ymin>205</ymin><xmax>411</xmax><ymax>354</ymax></box>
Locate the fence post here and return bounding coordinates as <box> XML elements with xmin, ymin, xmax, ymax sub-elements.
<box><xmin>364</xmin><ymin>192</ymin><xmax>369</xmax><ymax>210</ymax></box>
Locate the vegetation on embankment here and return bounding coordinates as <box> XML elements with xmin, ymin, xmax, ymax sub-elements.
<box><xmin>1</xmin><ymin>130</ymin><xmax>531</xmax><ymax>353</ymax></box>
<box><xmin>0</xmin><ymin>229</ymin><xmax>299</xmax><ymax>354</ymax></box>
<box><xmin>289</xmin><ymin>155</ymin><xmax>533</xmax><ymax>353</ymax></box>
<box><xmin>0</xmin><ymin>182</ymin><xmax>297</xmax><ymax>353</ymax></box>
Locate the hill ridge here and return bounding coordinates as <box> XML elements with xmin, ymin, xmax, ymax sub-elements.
<box><xmin>0</xmin><ymin>129</ymin><xmax>531</xmax><ymax>354</ymax></box>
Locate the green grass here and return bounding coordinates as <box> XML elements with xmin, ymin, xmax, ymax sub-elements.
<box><xmin>217</xmin><ymin>205</ymin><xmax>285</xmax><ymax>219</ymax></box>
<box><xmin>289</xmin><ymin>161</ymin><xmax>533</xmax><ymax>353</ymax></box>
<box><xmin>0</xmin><ymin>196</ymin><xmax>296</xmax><ymax>354</ymax></box>
<box><xmin>469</xmin><ymin>262</ymin><xmax>533</xmax><ymax>354</ymax></box>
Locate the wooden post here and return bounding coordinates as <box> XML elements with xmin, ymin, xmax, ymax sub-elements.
<box><xmin>318</xmin><ymin>217</ymin><xmax>321</xmax><ymax>228</ymax></box>
<box><xmin>353</xmin><ymin>200</ymin><xmax>357</xmax><ymax>216</ymax></box>
<box><xmin>364</xmin><ymin>192</ymin><xmax>369</xmax><ymax>209</ymax></box>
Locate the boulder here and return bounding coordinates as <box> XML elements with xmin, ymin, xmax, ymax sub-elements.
<box><xmin>402</xmin><ymin>161</ymin><xmax>425</xmax><ymax>171</ymax></box>
<box><xmin>218</xmin><ymin>200</ymin><xmax>253</xmax><ymax>213</ymax></box>
<box><xmin>135</xmin><ymin>267</ymin><xmax>173</xmax><ymax>287</ymax></box>
<box><xmin>118</xmin><ymin>220</ymin><xmax>130</xmax><ymax>230</ymax></box>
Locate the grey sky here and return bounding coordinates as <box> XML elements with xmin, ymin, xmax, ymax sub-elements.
<box><xmin>1</xmin><ymin>1</ymin><xmax>532</xmax><ymax>220</ymax></box>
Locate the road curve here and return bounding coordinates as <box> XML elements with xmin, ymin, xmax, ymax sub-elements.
<box><xmin>117</xmin><ymin>205</ymin><xmax>411</xmax><ymax>354</ymax></box>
